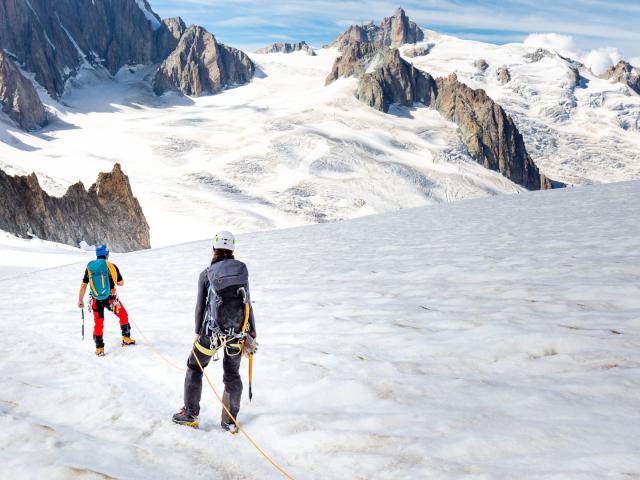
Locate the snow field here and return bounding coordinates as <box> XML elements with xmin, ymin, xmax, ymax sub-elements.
<box><xmin>1</xmin><ymin>181</ymin><xmax>639</xmax><ymax>478</ymax></box>
<box><xmin>0</xmin><ymin>232</ymin><xmax>89</xmax><ymax>279</ymax></box>
<box><xmin>1</xmin><ymin>30</ymin><xmax>640</xmax><ymax>249</ymax></box>
<box><xmin>0</xmin><ymin>47</ymin><xmax>523</xmax><ymax>248</ymax></box>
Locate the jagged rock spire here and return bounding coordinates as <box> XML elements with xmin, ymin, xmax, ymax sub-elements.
<box><xmin>330</xmin><ymin>8</ymin><xmax>424</xmax><ymax>49</ymax></box>
<box><xmin>0</xmin><ymin>164</ymin><xmax>150</xmax><ymax>251</ymax></box>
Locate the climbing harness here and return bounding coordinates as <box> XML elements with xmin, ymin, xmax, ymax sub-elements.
<box><xmin>194</xmin><ymin>328</ymin><xmax>245</xmax><ymax>360</ymax></box>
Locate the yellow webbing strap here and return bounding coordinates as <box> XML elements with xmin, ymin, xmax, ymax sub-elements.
<box><xmin>106</xmin><ymin>261</ymin><xmax>118</xmax><ymax>293</ymax></box>
<box><xmin>240</xmin><ymin>303</ymin><xmax>251</xmax><ymax>333</ymax></box>
<box><xmin>87</xmin><ymin>269</ymin><xmax>99</xmax><ymax>297</ymax></box>
<box><xmin>194</xmin><ymin>340</ymin><xmax>215</xmax><ymax>357</ymax></box>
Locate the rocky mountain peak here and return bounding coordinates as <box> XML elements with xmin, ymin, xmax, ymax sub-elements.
<box><xmin>0</xmin><ymin>50</ymin><xmax>48</xmax><ymax>130</ymax></box>
<box><xmin>0</xmin><ymin>0</ymin><xmax>166</xmax><ymax>98</ymax></box>
<box><xmin>381</xmin><ymin>7</ymin><xmax>424</xmax><ymax>47</ymax></box>
<box><xmin>327</xmin><ymin>46</ymin><xmax>553</xmax><ymax>190</ymax></box>
<box><xmin>255</xmin><ymin>41</ymin><xmax>316</xmax><ymax>56</ymax></box>
<box><xmin>153</xmin><ymin>25</ymin><xmax>254</xmax><ymax>97</ymax></box>
<box><xmin>156</xmin><ymin>16</ymin><xmax>187</xmax><ymax>59</ymax></box>
<box><xmin>605</xmin><ymin>60</ymin><xmax>640</xmax><ymax>95</ymax></box>
<box><xmin>0</xmin><ymin>1</ymin><xmax>255</xmax><ymax>110</ymax></box>
<box><xmin>331</xmin><ymin>8</ymin><xmax>424</xmax><ymax>50</ymax></box>
<box><xmin>325</xmin><ymin>41</ymin><xmax>381</xmax><ymax>85</ymax></box>
<box><xmin>356</xmin><ymin>48</ymin><xmax>436</xmax><ymax>111</ymax></box>
<box><xmin>432</xmin><ymin>73</ymin><xmax>551</xmax><ymax>190</ymax></box>
<box><xmin>0</xmin><ymin>163</ymin><xmax>150</xmax><ymax>252</ymax></box>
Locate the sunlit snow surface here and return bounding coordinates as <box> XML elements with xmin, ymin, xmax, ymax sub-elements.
<box><xmin>1</xmin><ymin>36</ymin><xmax>639</xmax><ymax>247</ymax></box>
<box><xmin>0</xmin><ymin>232</ymin><xmax>88</xmax><ymax>279</ymax></box>
<box><xmin>0</xmin><ymin>46</ymin><xmax>550</xmax><ymax>248</ymax></box>
<box><xmin>0</xmin><ymin>181</ymin><xmax>639</xmax><ymax>479</ymax></box>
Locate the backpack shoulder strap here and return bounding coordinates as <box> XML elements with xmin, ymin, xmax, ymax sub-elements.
<box><xmin>106</xmin><ymin>261</ymin><xmax>118</xmax><ymax>289</ymax></box>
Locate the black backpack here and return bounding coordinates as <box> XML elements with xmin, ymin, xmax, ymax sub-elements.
<box><xmin>206</xmin><ymin>259</ymin><xmax>249</xmax><ymax>334</ymax></box>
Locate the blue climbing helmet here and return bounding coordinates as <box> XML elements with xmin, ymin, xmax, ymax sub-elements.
<box><xmin>96</xmin><ymin>244</ymin><xmax>109</xmax><ymax>258</ymax></box>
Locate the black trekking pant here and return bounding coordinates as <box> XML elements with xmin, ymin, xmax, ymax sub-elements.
<box><xmin>184</xmin><ymin>334</ymin><xmax>243</xmax><ymax>425</ymax></box>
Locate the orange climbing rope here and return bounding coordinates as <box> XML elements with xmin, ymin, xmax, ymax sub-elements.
<box><xmin>127</xmin><ymin>316</ymin><xmax>295</xmax><ymax>480</ymax></box>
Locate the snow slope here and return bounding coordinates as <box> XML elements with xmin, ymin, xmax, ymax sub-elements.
<box><xmin>0</xmin><ymin>231</ymin><xmax>89</xmax><ymax>279</ymax></box>
<box><xmin>1</xmin><ymin>181</ymin><xmax>639</xmax><ymax>479</ymax></box>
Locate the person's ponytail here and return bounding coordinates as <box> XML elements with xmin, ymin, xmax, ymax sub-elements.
<box><xmin>211</xmin><ymin>249</ymin><xmax>234</xmax><ymax>264</ymax></box>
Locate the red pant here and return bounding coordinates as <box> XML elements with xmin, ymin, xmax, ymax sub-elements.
<box><xmin>91</xmin><ymin>297</ymin><xmax>129</xmax><ymax>336</ymax></box>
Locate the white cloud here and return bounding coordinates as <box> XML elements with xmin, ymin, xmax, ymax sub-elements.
<box><xmin>523</xmin><ymin>33</ymin><xmax>625</xmax><ymax>75</ymax></box>
<box><xmin>628</xmin><ymin>57</ymin><xmax>640</xmax><ymax>68</ymax></box>
<box><xmin>524</xmin><ymin>33</ymin><xmax>578</xmax><ymax>56</ymax></box>
<box><xmin>583</xmin><ymin>47</ymin><xmax>622</xmax><ymax>75</ymax></box>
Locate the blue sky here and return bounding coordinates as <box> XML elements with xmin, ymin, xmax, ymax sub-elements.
<box><xmin>150</xmin><ymin>0</ymin><xmax>640</xmax><ymax>59</ymax></box>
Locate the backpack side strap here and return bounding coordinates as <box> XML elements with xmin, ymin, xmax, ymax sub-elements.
<box><xmin>87</xmin><ymin>269</ymin><xmax>100</xmax><ymax>298</ymax></box>
<box><xmin>238</xmin><ymin>287</ymin><xmax>250</xmax><ymax>334</ymax></box>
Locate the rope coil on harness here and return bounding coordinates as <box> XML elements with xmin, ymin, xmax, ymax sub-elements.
<box><xmin>126</xmin><ymin>315</ymin><xmax>294</xmax><ymax>480</ymax></box>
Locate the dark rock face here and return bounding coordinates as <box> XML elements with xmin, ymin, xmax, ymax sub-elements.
<box><xmin>496</xmin><ymin>66</ymin><xmax>511</xmax><ymax>85</ymax></box>
<box><xmin>0</xmin><ymin>0</ymin><xmax>165</xmax><ymax>98</ymax></box>
<box><xmin>331</xmin><ymin>8</ymin><xmax>424</xmax><ymax>49</ymax></box>
<box><xmin>605</xmin><ymin>61</ymin><xmax>640</xmax><ymax>95</ymax></box>
<box><xmin>433</xmin><ymin>74</ymin><xmax>550</xmax><ymax>190</ymax></box>
<box><xmin>155</xmin><ymin>16</ymin><xmax>187</xmax><ymax>60</ymax></box>
<box><xmin>524</xmin><ymin>48</ymin><xmax>553</xmax><ymax>63</ymax></box>
<box><xmin>331</xmin><ymin>23</ymin><xmax>380</xmax><ymax>50</ymax></box>
<box><xmin>329</xmin><ymin>47</ymin><xmax>552</xmax><ymax>190</ymax></box>
<box><xmin>474</xmin><ymin>59</ymin><xmax>489</xmax><ymax>72</ymax></box>
<box><xmin>0</xmin><ymin>50</ymin><xmax>47</xmax><ymax>130</ymax></box>
<box><xmin>380</xmin><ymin>8</ymin><xmax>424</xmax><ymax>47</ymax></box>
<box><xmin>325</xmin><ymin>42</ymin><xmax>380</xmax><ymax>85</ymax></box>
<box><xmin>153</xmin><ymin>25</ymin><xmax>255</xmax><ymax>97</ymax></box>
<box><xmin>356</xmin><ymin>49</ymin><xmax>436</xmax><ymax>112</ymax></box>
<box><xmin>255</xmin><ymin>41</ymin><xmax>315</xmax><ymax>56</ymax></box>
<box><xmin>0</xmin><ymin>163</ymin><xmax>150</xmax><ymax>252</ymax></box>
<box><xmin>0</xmin><ymin>0</ymin><xmax>252</xmax><ymax>103</ymax></box>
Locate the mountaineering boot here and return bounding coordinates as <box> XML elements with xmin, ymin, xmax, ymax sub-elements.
<box><xmin>94</xmin><ymin>335</ymin><xmax>105</xmax><ymax>356</ymax></box>
<box><xmin>221</xmin><ymin>422</ymin><xmax>239</xmax><ymax>434</ymax></box>
<box><xmin>121</xmin><ymin>323</ymin><xmax>136</xmax><ymax>346</ymax></box>
<box><xmin>172</xmin><ymin>407</ymin><xmax>199</xmax><ymax>428</ymax></box>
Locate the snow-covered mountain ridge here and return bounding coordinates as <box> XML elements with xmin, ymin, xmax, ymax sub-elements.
<box><xmin>1</xmin><ymin>180</ymin><xmax>638</xmax><ymax>478</ymax></box>
<box><xmin>403</xmin><ymin>31</ymin><xmax>640</xmax><ymax>185</ymax></box>
<box><xmin>1</xmin><ymin>6</ymin><xmax>639</xmax><ymax>247</ymax></box>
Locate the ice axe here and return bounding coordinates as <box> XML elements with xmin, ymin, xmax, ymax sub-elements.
<box><xmin>237</xmin><ymin>287</ymin><xmax>254</xmax><ymax>401</ymax></box>
<box><xmin>81</xmin><ymin>308</ymin><xmax>85</xmax><ymax>340</ymax></box>
<box><xmin>249</xmin><ymin>355</ymin><xmax>253</xmax><ymax>401</ymax></box>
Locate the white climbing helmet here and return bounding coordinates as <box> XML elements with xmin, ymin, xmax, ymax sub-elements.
<box><xmin>213</xmin><ymin>230</ymin><xmax>236</xmax><ymax>251</ymax></box>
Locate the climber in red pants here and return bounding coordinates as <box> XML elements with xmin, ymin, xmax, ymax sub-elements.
<box><xmin>78</xmin><ymin>244</ymin><xmax>135</xmax><ymax>356</ymax></box>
